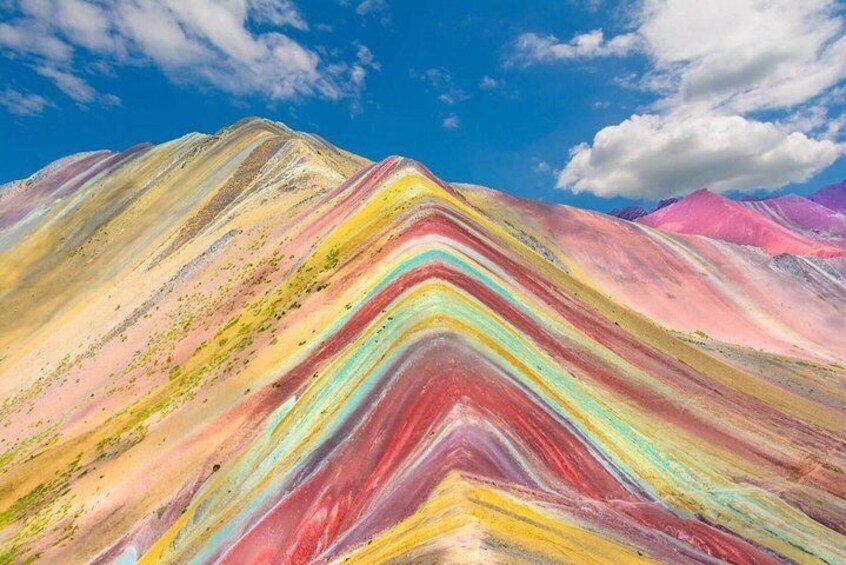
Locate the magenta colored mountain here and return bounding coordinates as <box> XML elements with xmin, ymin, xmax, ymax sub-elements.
<box><xmin>742</xmin><ymin>194</ymin><xmax>846</xmax><ymax>244</ymax></box>
<box><xmin>637</xmin><ymin>189</ymin><xmax>844</xmax><ymax>257</ymax></box>
<box><xmin>809</xmin><ymin>180</ymin><xmax>846</xmax><ymax>212</ymax></box>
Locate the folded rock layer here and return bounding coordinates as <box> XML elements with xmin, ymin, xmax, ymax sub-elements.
<box><xmin>0</xmin><ymin>118</ymin><xmax>844</xmax><ymax>564</ymax></box>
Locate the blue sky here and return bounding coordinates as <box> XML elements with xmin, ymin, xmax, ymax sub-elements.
<box><xmin>2</xmin><ymin>0</ymin><xmax>845</xmax><ymax>212</ymax></box>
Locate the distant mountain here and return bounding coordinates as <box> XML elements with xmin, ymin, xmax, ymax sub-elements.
<box><xmin>742</xmin><ymin>193</ymin><xmax>846</xmax><ymax>245</ymax></box>
<box><xmin>608</xmin><ymin>205</ymin><xmax>648</xmax><ymax>221</ymax></box>
<box><xmin>0</xmin><ymin>118</ymin><xmax>844</xmax><ymax>564</ymax></box>
<box><xmin>637</xmin><ymin>188</ymin><xmax>844</xmax><ymax>258</ymax></box>
<box><xmin>809</xmin><ymin>180</ymin><xmax>846</xmax><ymax>212</ymax></box>
<box><xmin>608</xmin><ymin>198</ymin><xmax>679</xmax><ymax>222</ymax></box>
<box><xmin>654</xmin><ymin>197</ymin><xmax>679</xmax><ymax>210</ymax></box>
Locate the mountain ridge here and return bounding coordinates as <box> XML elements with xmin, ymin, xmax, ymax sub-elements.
<box><xmin>0</xmin><ymin>118</ymin><xmax>844</xmax><ymax>564</ymax></box>
<box><xmin>637</xmin><ymin>188</ymin><xmax>844</xmax><ymax>257</ymax></box>
<box><xmin>809</xmin><ymin>180</ymin><xmax>846</xmax><ymax>212</ymax></box>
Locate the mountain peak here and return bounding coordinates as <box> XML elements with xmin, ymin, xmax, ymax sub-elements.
<box><xmin>608</xmin><ymin>205</ymin><xmax>648</xmax><ymax>221</ymax></box>
<box><xmin>687</xmin><ymin>187</ymin><xmax>715</xmax><ymax>198</ymax></box>
<box><xmin>639</xmin><ymin>185</ymin><xmax>843</xmax><ymax>257</ymax></box>
<box><xmin>809</xmin><ymin>179</ymin><xmax>846</xmax><ymax>212</ymax></box>
<box><xmin>681</xmin><ymin>188</ymin><xmax>734</xmax><ymax>207</ymax></box>
<box><xmin>1</xmin><ymin>121</ymin><xmax>845</xmax><ymax>565</ymax></box>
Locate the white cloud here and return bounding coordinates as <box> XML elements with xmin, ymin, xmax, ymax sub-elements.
<box><xmin>0</xmin><ymin>88</ymin><xmax>51</xmax><ymax>116</ymax></box>
<box><xmin>353</xmin><ymin>0</ymin><xmax>390</xmax><ymax>26</ymax></box>
<box><xmin>0</xmin><ymin>0</ymin><xmax>366</xmax><ymax>111</ymax></box>
<box><xmin>35</xmin><ymin>65</ymin><xmax>122</xmax><ymax>107</ymax></box>
<box><xmin>0</xmin><ymin>18</ymin><xmax>73</xmax><ymax>61</ymax></box>
<box><xmin>349</xmin><ymin>64</ymin><xmax>366</xmax><ymax>87</ymax></box>
<box><xmin>112</xmin><ymin>0</ymin><xmax>333</xmax><ymax>99</ymax></box>
<box><xmin>779</xmin><ymin>88</ymin><xmax>846</xmax><ymax>140</ymax></box>
<box><xmin>639</xmin><ymin>0</ymin><xmax>846</xmax><ymax>114</ymax></box>
<box><xmin>36</xmin><ymin>65</ymin><xmax>93</xmax><ymax>102</ymax></box>
<box><xmin>355</xmin><ymin>0</ymin><xmax>387</xmax><ymax>17</ymax></box>
<box><xmin>438</xmin><ymin>92</ymin><xmax>466</xmax><ymax>105</ymax></box>
<box><xmin>442</xmin><ymin>114</ymin><xmax>460</xmax><ymax>129</ymax></box>
<box><xmin>533</xmin><ymin>160</ymin><xmax>552</xmax><ymax>174</ymax></box>
<box><xmin>558</xmin><ymin>112</ymin><xmax>842</xmax><ymax>198</ymax></box>
<box><xmin>568</xmin><ymin>0</ymin><xmax>603</xmax><ymax>13</ymax></box>
<box><xmin>515</xmin><ymin>1</ymin><xmax>846</xmax><ymax>113</ymax></box>
<box><xmin>509</xmin><ymin>30</ymin><xmax>639</xmax><ymax>65</ymax></box>
<box><xmin>480</xmin><ymin>75</ymin><xmax>502</xmax><ymax>90</ymax></box>
<box><xmin>409</xmin><ymin>68</ymin><xmax>470</xmax><ymax>128</ymax></box>
<box><xmin>52</xmin><ymin>0</ymin><xmax>117</xmax><ymax>52</ymax></box>
<box><xmin>355</xmin><ymin>42</ymin><xmax>380</xmax><ymax>71</ymax></box>
<box><xmin>249</xmin><ymin>0</ymin><xmax>308</xmax><ymax>31</ymax></box>
<box><xmin>516</xmin><ymin>0</ymin><xmax>846</xmax><ymax>197</ymax></box>
<box><xmin>340</xmin><ymin>42</ymin><xmax>379</xmax><ymax>104</ymax></box>
<box><xmin>415</xmin><ymin>68</ymin><xmax>470</xmax><ymax>105</ymax></box>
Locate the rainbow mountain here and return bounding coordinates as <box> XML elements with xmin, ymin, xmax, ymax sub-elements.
<box><xmin>0</xmin><ymin>118</ymin><xmax>844</xmax><ymax>564</ymax></box>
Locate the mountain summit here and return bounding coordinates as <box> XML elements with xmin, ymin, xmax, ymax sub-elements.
<box><xmin>0</xmin><ymin>119</ymin><xmax>844</xmax><ymax>564</ymax></box>
<box><xmin>638</xmin><ymin>188</ymin><xmax>844</xmax><ymax>257</ymax></box>
<box><xmin>810</xmin><ymin>180</ymin><xmax>846</xmax><ymax>212</ymax></box>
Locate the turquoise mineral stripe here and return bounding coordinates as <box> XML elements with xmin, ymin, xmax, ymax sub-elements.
<box><xmin>179</xmin><ymin>287</ymin><xmax>671</xmax><ymax>560</ymax></box>
<box><xmin>179</xmin><ymin>265</ymin><xmax>831</xmax><ymax>562</ymax></box>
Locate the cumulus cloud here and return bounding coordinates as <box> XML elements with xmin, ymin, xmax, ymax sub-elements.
<box><xmin>558</xmin><ymin>112</ymin><xmax>842</xmax><ymax>198</ymax></box>
<box><xmin>638</xmin><ymin>0</ymin><xmax>846</xmax><ymax>114</ymax></box>
<box><xmin>509</xmin><ymin>29</ymin><xmax>639</xmax><ymax>65</ymax></box>
<box><xmin>515</xmin><ymin>0</ymin><xmax>846</xmax><ymax>198</ymax></box>
<box><xmin>0</xmin><ymin>88</ymin><xmax>52</xmax><ymax>116</ymax></box>
<box><xmin>0</xmin><ymin>0</ymin><xmax>367</xmax><ymax>113</ymax></box>
<box><xmin>779</xmin><ymin>88</ymin><xmax>846</xmax><ymax>140</ymax></box>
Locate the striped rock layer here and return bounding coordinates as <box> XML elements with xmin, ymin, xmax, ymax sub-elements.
<box><xmin>0</xmin><ymin>118</ymin><xmax>844</xmax><ymax>564</ymax></box>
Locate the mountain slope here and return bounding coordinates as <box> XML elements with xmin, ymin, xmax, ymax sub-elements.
<box><xmin>463</xmin><ymin>186</ymin><xmax>846</xmax><ymax>361</ymax></box>
<box><xmin>607</xmin><ymin>205</ymin><xmax>647</xmax><ymax>221</ymax></box>
<box><xmin>638</xmin><ymin>188</ymin><xmax>844</xmax><ymax>258</ymax></box>
<box><xmin>0</xmin><ymin>120</ymin><xmax>844</xmax><ymax>564</ymax></box>
<box><xmin>0</xmin><ymin>117</ymin><xmax>367</xmax><ymax>354</ymax></box>
<box><xmin>809</xmin><ymin>180</ymin><xmax>846</xmax><ymax>212</ymax></box>
<box><xmin>742</xmin><ymin>194</ymin><xmax>846</xmax><ymax>247</ymax></box>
